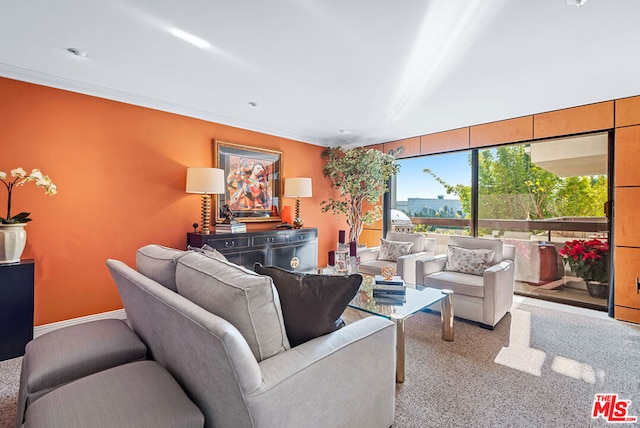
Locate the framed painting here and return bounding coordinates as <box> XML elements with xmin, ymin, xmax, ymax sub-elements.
<box><xmin>213</xmin><ymin>140</ymin><xmax>282</xmax><ymax>223</ymax></box>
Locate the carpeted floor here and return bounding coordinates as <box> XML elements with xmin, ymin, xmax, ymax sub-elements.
<box><xmin>1</xmin><ymin>298</ymin><xmax>639</xmax><ymax>427</ymax></box>
<box><xmin>0</xmin><ymin>357</ymin><xmax>20</xmax><ymax>428</ymax></box>
<box><xmin>387</xmin><ymin>300</ymin><xmax>640</xmax><ymax>428</ymax></box>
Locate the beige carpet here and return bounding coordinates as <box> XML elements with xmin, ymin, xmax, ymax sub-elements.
<box><xmin>385</xmin><ymin>300</ymin><xmax>640</xmax><ymax>427</ymax></box>
<box><xmin>0</xmin><ymin>357</ymin><xmax>20</xmax><ymax>428</ymax></box>
<box><xmin>2</xmin><ymin>298</ymin><xmax>639</xmax><ymax>427</ymax></box>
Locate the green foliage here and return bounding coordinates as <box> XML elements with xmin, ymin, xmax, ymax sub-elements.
<box><xmin>321</xmin><ymin>147</ymin><xmax>399</xmax><ymax>242</ymax></box>
<box><xmin>423</xmin><ymin>145</ymin><xmax>607</xmax><ymax>221</ymax></box>
<box><xmin>0</xmin><ymin>211</ymin><xmax>32</xmax><ymax>224</ymax></box>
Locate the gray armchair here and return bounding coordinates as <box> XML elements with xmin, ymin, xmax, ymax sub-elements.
<box><xmin>415</xmin><ymin>236</ymin><xmax>515</xmax><ymax>329</ymax></box>
<box><xmin>358</xmin><ymin>232</ymin><xmax>436</xmax><ymax>285</ymax></box>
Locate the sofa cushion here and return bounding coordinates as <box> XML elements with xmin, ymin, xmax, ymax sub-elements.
<box><xmin>423</xmin><ymin>270</ymin><xmax>485</xmax><ymax>298</ymax></box>
<box><xmin>24</xmin><ymin>361</ymin><xmax>204</xmax><ymax>428</ymax></box>
<box><xmin>445</xmin><ymin>245</ymin><xmax>495</xmax><ymax>276</ymax></box>
<box><xmin>254</xmin><ymin>264</ymin><xmax>362</xmax><ymax>347</ymax></box>
<box><xmin>175</xmin><ymin>252</ymin><xmax>290</xmax><ymax>361</ymax></box>
<box><xmin>24</xmin><ymin>319</ymin><xmax>147</xmax><ymax>395</ymax></box>
<box><xmin>136</xmin><ymin>245</ymin><xmax>187</xmax><ymax>292</ymax></box>
<box><xmin>377</xmin><ymin>238</ymin><xmax>414</xmax><ymax>262</ymax></box>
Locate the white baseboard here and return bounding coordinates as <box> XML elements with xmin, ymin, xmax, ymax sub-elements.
<box><xmin>34</xmin><ymin>309</ymin><xmax>127</xmax><ymax>338</ymax></box>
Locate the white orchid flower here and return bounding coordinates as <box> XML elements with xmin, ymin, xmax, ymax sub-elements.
<box><xmin>29</xmin><ymin>169</ymin><xmax>44</xmax><ymax>181</ymax></box>
<box><xmin>45</xmin><ymin>183</ymin><xmax>57</xmax><ymax>196</ymax></box>
<box><xmin>11</xmin><ymin>167</ymin><xmax>27</xmax><ymax>178</ymax></box>
<box><xmin>2</xmin><ymin>166</ymin><xmax>56</xmax><ymax>224</ymax></box>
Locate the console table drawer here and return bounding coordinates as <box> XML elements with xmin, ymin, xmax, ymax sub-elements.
<box><xmin>252</xmin><ymin>234</ymin><xmax>287</xmax><ymax>246</ymax></box>
<box><xmin>203</xmin><ymin>237</ymin><xmax>250</xmax><ymax>251</ymax></box>
<box><xmin>289</xmin><ymin>231</ymin><xmax>313</xmax><ymax>243</ymax></box>
<box><xmin>187</xmin><ymin>228</ymin><xmax>318</xmax><ymax>272</ymax></box>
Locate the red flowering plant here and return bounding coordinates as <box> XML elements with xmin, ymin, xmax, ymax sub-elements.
<box><xmin>559</xmin><ymin>239</ymin><xmax>609</xmax><ymax>283</ymax></box>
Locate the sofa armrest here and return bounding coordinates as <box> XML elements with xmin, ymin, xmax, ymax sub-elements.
<box><xmin>397</xmin><ymin>251</ymin><xmax>431</xmax><ymax>285</ymax></box>
<box><xmin>358</xmin><ymin>247</ymin><xmax>380</xmax><ymax>263</ymax></box>
<box><xmin>248</xmin><ymin>316</ymin><xmax>396</xmax><ymax>427</ymax></box>
<box><xmin>415</xmin><ymin>254</ymin><xmax>448</xmax><ymax>285</ymax></box>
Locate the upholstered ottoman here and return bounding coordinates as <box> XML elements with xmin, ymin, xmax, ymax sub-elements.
<box><xmin>15</xmin><ymin>318</ymin><xmax>147</xmax><ymax>427</ymax></box>
<box><xmin>23</xmin><ymin>360</ymin><xmax>204</xmax><ymax>428</ymax></box>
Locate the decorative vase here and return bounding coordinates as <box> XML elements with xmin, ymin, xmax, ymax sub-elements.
<box><xmin>0</xmin><ymin>223</ymin><xmax>27</xmax><ymax>264</ymax></box>
<box><xmin>585</xmin><ymin>280</ymin><xmax>609</xmax><ymax>299</ymax></box>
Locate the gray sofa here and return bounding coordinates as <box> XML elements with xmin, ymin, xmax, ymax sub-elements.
<box><xmin>18</xmin><ymin>245</ymin><xmax>396</xmax><ymax>428</ymax></box>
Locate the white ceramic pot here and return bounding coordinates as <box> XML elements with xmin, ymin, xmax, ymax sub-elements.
<box><xmin>0</xmin><ymin>223</ymin><xmax>27</xmax><ymax>264</ymax></box>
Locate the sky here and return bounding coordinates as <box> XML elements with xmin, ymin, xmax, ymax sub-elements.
<box><xmin>394</xmin><ymin>151</ymin><xmax>470</xmax><ymax>201</ymax></box>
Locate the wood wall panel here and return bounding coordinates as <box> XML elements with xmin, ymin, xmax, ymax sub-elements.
<box><xmin>533</xmin><ymin>101</ymin><xmax>614</xmax><ymax>139</ymax></box>
<box><xmin>615</xmin><ymin>95</ymin><xmax>640</xmax><ymax>127</ymax></box>
<box><xmin>366</xmin><ymin>143</ymin><xmax>384</xmax><ymax>152</ymax></box>
<box><xmin>470</xmin><ymin>116</ymin><xmax>533</xmax><ymax>148</ymax></box>
<box><xmin>383</xmin><ymin>137</ymin><xmax>420</xmax><ymax>158</ymax></box>
<box><xmin>614</xmin><ymin>187</ymin><xmax>640</xmax><ymax>247</ymax></box>
<box><xmin>614</xmin><ymin>125</ymin><xmax>640</xmax><ymax>187</ymax></box>
<box><xmin>614</xmin><ymin>247</ymin><xmax>640</xmax><ymax>308</ymax></box>
<box><xmin>420</xmin><ymin>128</ymin><xmax>469</xmax><ymax>154</ymax></box>
<box><xmin>614</xmin><ymin>306</ymin><xmax>640</xmax><ymax>324</ymax></box>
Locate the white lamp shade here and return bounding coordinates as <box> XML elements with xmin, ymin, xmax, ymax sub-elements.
<box><xmin>186</xmin><ymin>168</ymin><xmax>225</xmax><ymax>194</ymax></box>
<box><xmin>284</xmin><ymin>177</ymin><xmax>312</xmax><ymax>198</ymax></box>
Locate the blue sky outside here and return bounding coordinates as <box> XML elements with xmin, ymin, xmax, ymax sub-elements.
<box><xmin>395</xmin><ymin>151</ymin><xmax>471</xmax><ymax>201</ymax></box>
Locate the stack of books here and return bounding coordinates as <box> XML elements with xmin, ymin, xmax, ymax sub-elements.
<box><xmin>215</xmin><ymin>222</ymin><xmax>246</xmax><ymax>234</ymax></box>
<box><xmin>373</xmin><ymin>275</ymin><xmax>406</xmax><ymax>303</ymax></box>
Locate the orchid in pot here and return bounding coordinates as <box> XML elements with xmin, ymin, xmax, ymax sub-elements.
<box><xmin>559</xmin><ymin>238</ymin><xmax>609</xmax><ymax>298</ymax></box>
<box><xmin>0</xmin><ymin>167</ymin><xmax>56</xmax><ymax>263</ymax></box>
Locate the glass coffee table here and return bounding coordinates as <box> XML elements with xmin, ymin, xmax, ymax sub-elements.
<box><xmin>349</xmin><ymin>277</ymin><xmax>454</xmax><ymax>383</ymax></box>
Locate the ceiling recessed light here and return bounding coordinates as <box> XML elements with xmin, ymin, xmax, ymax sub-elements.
<box><xmin>67</xmin><ymin>47</ymin><xmax>88</xmax><ymax>58</ymax></box>
<box><xmin>567</xmin><ymin>0</ymin><xmax>588</xmax><ymax>7</ymax></box>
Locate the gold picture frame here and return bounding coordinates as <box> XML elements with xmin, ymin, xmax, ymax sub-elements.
<box><xmin>213</xmin><ymin>140</ymin><xmax>282</xmax><ymax>223</ymax></box>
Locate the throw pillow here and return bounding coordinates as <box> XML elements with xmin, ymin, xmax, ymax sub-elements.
<box><xmin>377</xmin><ymin>238</ymin><xmax>414</xmax><ymax>262</ymax></box>
<box><xmin>187</xmin><ymin>244</ymin><xmax>228</xmax><ymax>262</ymax></box>
<box><xmin>176</xmin><ymin>253</ymin><xmax>290</xmax><ymax>362</ymax></box>
<box><xmin>254</xmin><ymin>263</ymin><xmax>362</xmax><ymax>347</ymax></box>
<box><xmin>445</xmin><ymin>245</ymin><xmax>495</xmax><ymax>276</ymax></box>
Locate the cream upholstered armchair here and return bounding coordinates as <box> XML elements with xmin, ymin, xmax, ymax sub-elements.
<box><xmin>415</xmin><ymin>236</ymin><xmax>516</xmax><ymax>329</ymax></box>
<box><xmin>358</xmin><ymin>232</ymin><xmax>436</xmax><ymax>285</ymax></box>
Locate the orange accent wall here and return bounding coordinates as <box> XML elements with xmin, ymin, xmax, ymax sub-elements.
<box><xmin>0</xmin><ymin>77</ymin><xmax>345</xmax><ymax>325</ymax></box>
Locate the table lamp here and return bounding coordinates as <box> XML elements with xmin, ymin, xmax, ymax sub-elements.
<box><xmin>186</xmin><ymin>167</ymin><xmax>225</xmax><ymax>234</ymax></box>
<box><xmin>284</xmin><ymin>177</ymin><xmax>312</xmax><ymax>229</ymax></box>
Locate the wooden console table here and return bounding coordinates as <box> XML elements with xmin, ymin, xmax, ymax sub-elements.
<box><xmin>0</xmin><ymin>259</ymin><xmax>34</xmax><ymax>360</ymax></box>
<box><xmin>187</xmin><ymin>228</ymin><xmax>318</xmax><ymax>273</ymax></box>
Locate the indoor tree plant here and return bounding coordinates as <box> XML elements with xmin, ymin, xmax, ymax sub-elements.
<box><xmin>559</xmin><ymin>238</ymin><xmax>609</xmax><ymax>298</ymax></box>
<box><xmin>320</xmin><ymin>147</ymin><xmax>399</xmax><ymax>244</ymax></box>
<box><xmin>0</xmin><ymin>167</ymin><xmax>57</xmax><ymax>263</ymax></box>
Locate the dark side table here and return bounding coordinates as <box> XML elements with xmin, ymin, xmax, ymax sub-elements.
<box><xmin>0</xmin><ymin>259</ymin><xmax>34</xmax><ymax>360</ymax></box>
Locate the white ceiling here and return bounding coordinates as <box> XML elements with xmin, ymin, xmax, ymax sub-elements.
<box><xmin>1</xmin><ymin>0</ymin><xmax>639</xmax><ymax>148</ymax></box>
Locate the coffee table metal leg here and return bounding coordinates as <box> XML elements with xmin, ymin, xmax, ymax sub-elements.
<box><xmin>390</xmin><ymin>313</ymin><xmax>405</xmax><ymax>383</ymax></box>
<box><xmin>441</xmin><ymin>289</ymin><xmax>454</xmax><ymax>342</ymax></box>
